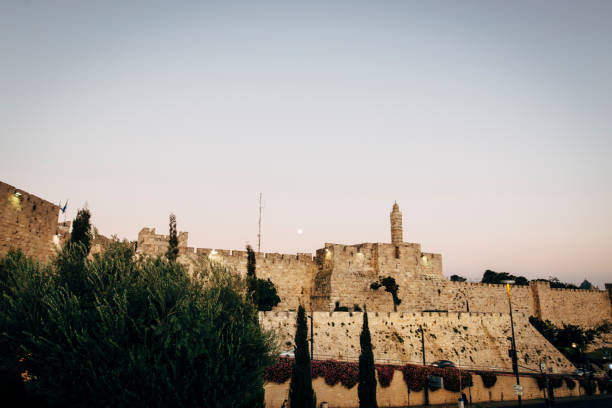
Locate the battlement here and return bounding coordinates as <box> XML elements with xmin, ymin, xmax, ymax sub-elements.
<box><xmin>260</xmin><ymin>310</ymin><xmax>525</xmax><ymax>320</ymax></box>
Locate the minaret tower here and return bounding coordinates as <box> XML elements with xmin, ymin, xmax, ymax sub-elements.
<box><xmin>390</xmin><ymin>202</ymin><xmax>403</xmax><ymax>245</ymax></box>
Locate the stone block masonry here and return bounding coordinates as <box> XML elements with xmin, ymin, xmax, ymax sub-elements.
<box><xmin>260</xmin><ymin>310</ymin><xmax>575</xmax><ymax>373</ymax></box>
<box><xmin>136</xmin><ymin>202</ymin><xmax>612</xmax><ymax>329</ymax></box>
<box><xmin>0</xmin><ymin>181</ymin><xmax>60</xmax><ymax>262</ymax></box>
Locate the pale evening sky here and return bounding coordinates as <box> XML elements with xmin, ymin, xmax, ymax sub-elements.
<box><xmin>1</xmin><ymin>1</ymin><xmax>611</xmax><ymax>287</ymax></box>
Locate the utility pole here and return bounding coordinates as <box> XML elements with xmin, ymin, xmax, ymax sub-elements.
<box><xmin>309</xmin><ymin>302</ymin><xmax>314</xmax><ymax>360</ymax></box>
<box><xmin>502</xmin><ymin>280</ymin><xmax>522</xmax><ymax>408</ymax></box>
<box><xmin>419</xmin><ymin>325</ymin><xmax>429</xmax><ymax>406</ymax></box>
<box><xmin>257</xmin><ymin>193</ymin><xmax>263</xmax><ymax>252</ymax></box>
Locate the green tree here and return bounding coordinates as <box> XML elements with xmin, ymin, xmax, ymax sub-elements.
<box><xmin>358</xmin><ymin>305</ymin><xmax>377</xmax><ymax>408</ymax></box>
<box><xmin>481</xmin><ymin>270</ymin><xmax>528</xmax><ymax>286</ymax></box>
<box><xmin>0</xmin><ymin>240</ymin><xmax>276</xmax><ymax>407</ymax></box>
<box><xmin>579</xmin><ymin>280</ymin><xmax>593</xmax><ymax>290</ymax></box>
<box><xmin>289</xmin><ymin>305</ymin><xmax>316</xmax><ymax>408</ymax></box>
<box><xmin>450</xmin><ymin>275</ymin><xmax>466</xmax><ymax>282</ymax></box>
<box><xmin>370</xmin><ymin>276</ymin><xmax>401</xmax><ymax>312</ymax></box>
<box><xmin>256</xmin><ymin>278</ymin><xmax>281</xmax><ymax>311</ymax></box>
<box><xmin>166</xmin><ymin>213</ymin><xmax>178</xmax><ymax>262</ymax></box>
<box><xmin>68</xmin><ymin>208</ymin><xmax>92</xmax><ymax>253</ymax></box>
<box><xmin>246</xmin><ymin>245</ymin><xmax>258</xmax><ymax>306</ymax></box>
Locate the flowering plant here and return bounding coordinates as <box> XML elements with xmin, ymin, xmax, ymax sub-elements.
<box><xmin>376</xmin><ymin>365</ymin><xmax>396</xmax><ymax>387</ymax></box>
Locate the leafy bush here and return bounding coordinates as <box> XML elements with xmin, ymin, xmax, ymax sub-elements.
<box><xmin>476</xmin><ymin>371</ymin><xmax>497</xmax><ymax>388</ymax></box>
<box><xmin>375</xmin><ymin>365</ymin><xmax>395</xmax><ymax>387</ymax></box>
<box><xmin>400</xmin><ymin>364</ymin><xmax>471</xmax><ymax>393</ymax></box>
<box><xmin>312</xmin><ymin>360</ymin><xmax>359</xmax><ymax>388</ymax></box>
<box><xmin>0</xmin><ymin>243</ymin><xmax>275</xmax><ymax>408</ymax></box>
<box><xmin>481</xmin><ymin>270</ymin><xmax>528</xmax><ymax>285</ymax></box>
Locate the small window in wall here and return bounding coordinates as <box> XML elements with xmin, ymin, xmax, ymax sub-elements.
<box><xmin>395</xmin><ymin>246</ymin><xmax>400</xmax><ymax>259</ymax></box>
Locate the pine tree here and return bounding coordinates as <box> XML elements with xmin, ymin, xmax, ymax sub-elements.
<box><xmin>358</xmin><ymin>305</ymin><xmax>377</xmax><ymax>408</ymax></box>
<box><xmin>166</xmin><ymin>213</ymin><xmax>178</xmax><ymax>262</ymax></box>
<box><xmin>246</xmin><ymin>245</ymin><xmax>258</xmax><ymax>306</ymax></box>
<box><xmin>69</xmin><ymin>208</ymin><xmax>92</xmax><ymax>253</ymax></box>
<box><xmin>289</xmin><ymin>305</ymin><xmax>316</xmax><ymax>408</ymax></box>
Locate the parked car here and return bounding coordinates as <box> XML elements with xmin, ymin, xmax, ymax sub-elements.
<box><xmin>573</xmin><ymin>368</ymin><xmax>593</xmax><ymax>377</ymax></box>
<box><xmin>431</xmin><ymin>360</ymin><xmax>456</xmax><ymax>368</ymax></box>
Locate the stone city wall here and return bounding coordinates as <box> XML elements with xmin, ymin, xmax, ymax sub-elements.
<box><xmin>136</xmin><ymin>227</ymin><xmax>188</xmax><ymax>257</ymax></box>
<box><xmin>0</xmin><ymin>181</ymin><xmax>60</xmax><ymax>262</ymax></box>
<box><xmin>135</xmin><ymin>226</ymin><xmax>611</xmax><ymax>329</ymax></box>
<box><xmin>260</xmin><ymin>311</ymin><xmax>575</xmax><ymax>373</ymax></box>
<box><xmin>180</xmin><ymin>247</ymin><xmax>318</xmax><ymax>311</ymax></box>
<box><xmin>264</xmin><ymin>370</ymin><xmax>600</xmax><ymax>408</ymax></box>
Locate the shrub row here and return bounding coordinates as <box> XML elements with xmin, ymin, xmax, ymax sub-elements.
<box><xmin>265</xmin><ymin>359</ymin><xmax>472</xmax><ymax>392</ymax></box>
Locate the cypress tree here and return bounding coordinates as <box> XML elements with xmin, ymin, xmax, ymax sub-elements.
<box><xmin>246</xmin><ymin>245</ymin><xmax>258</xmax><ymax>307</ymax></box>
<box><xmin>358</xmin><ymin>304</ymin><xmax>377</xmax><ymax>408</ymax></box>
<box><xmin>289</xmin><ymin>305</ymin><xmax>316</xmax><ymax>408</ymax></box>
<box><xmin>68</xmin><ymin>208</ymin><xmax>92</xmax><ymax>253</ymax></box>
<box><xmin>166</xmin><ymin>213</ymin><xmax>178</xmax><ymax>262</ymax></box>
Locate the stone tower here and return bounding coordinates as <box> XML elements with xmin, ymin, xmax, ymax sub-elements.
<box><xmin>390</xmin><ymin>202</ymin><xmax>403</xmax><ymax>245</ymax></box>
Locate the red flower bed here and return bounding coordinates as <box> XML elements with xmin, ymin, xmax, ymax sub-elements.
<box><xmin>311</xmin><ymin>359</ymin><xmax>359</xmax><ymax>388</ymax></box>
<box><xmin>475</xmin><ymin>371</ymin><xmax>497</xmax><ymax>388</ymax></box>
<box><xmin>376</xmin><ymin>365</ymin><xmax>396</xmax><ymax>387</ymax></box>
<box><xmin>264</xmin><ymin>357</ymin><xmax>293</xmax><ymax>383</ymax></box>
<box><xmin>400</xmin><ymin>364</ymin><xmax>472</xmax><ymax>392</ymax></box>
<box><xmin>265</xmin><ymin>358</ymin><xmax>472</xmax><ymax>393</ymax></box>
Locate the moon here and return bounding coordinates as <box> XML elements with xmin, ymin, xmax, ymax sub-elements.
<box><xmin>297</xmin><ymin>229</ymin><xmax>303</xmax><ymax>235</ymax></box>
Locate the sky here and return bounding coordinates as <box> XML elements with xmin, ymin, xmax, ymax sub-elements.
<box><xmin>1</xmin><ymin>1</ymin><xmax>611</xmax><ymax>287</ymax></box>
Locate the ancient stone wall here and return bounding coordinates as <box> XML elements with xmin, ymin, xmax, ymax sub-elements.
<box><xmin>0</xmin><ymin>181</ymin><xmax>59</xmax><ymax>262</ymax></box>
<box><xmin>136</xmin><ymin>227</ymin><xmax>188</xmax><ymax>257</ymax></box>
<box><xmin>322</xmin><ymin>242</ymin><xmax>445</xmax><ymax>312</ymax></box>
<box><xmin>532</xmin><ymin>281</ymin><xmax>612</xmax><ymax>328</ymax></box>
<box><xmin>179</xmin><ymin>246</ymin><xmax>318</xmax><ymax>311</ymax></box>
<box><xmin>260</xmin><ymin>310</ymin><xmax>575</xmax><ymax>373</ymax></box>
<box><xmin>135</xmin><ymin>224</ymin><xmax>611</xmax><ymax>329</ymax></box>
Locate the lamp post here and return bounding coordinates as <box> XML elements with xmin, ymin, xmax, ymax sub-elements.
<box><xmin>502</xmin><ymin>280</ymin><xmax>522</xmax><ymax>408</ymax></box>
<box><xmin>418</xmin><ymin>325</ymin><xmax>430</xmax><ymax>406</ymax></box>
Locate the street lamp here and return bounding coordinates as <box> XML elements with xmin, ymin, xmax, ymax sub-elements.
<box><xmin>417</xmin><ymin>325</ymin><xmax>429</xmax><ymax>406</ymax></box>
<box><xmin>502</xmin><ymin>280</ymin><xmax>522</xmax><ymax>408</ymax></box>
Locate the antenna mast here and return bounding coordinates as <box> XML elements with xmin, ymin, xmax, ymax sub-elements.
<box><xmin>257</xmin><ymin>193</ymin><xmax>263</xmax><ymax>252</ymax></box>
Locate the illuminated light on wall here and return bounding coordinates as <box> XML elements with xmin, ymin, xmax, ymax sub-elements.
<box><xmin>8</xmin><ymin>192</ymin><xmax>22</xmax><ymax>210</ymax></box>
<box><xmin>209</xmin><ymin>249</ymin><xmax>218</xmax><ymax>260</ymax></box>
<box><xmin>421</xmin><ymin>255</ymin><xmax>429</xmax><ymax>265</ymax></box>
<box><xmin>53</xmin><ymin>235</ymin><xmax>60</xmax><ymax>247</ymax></box>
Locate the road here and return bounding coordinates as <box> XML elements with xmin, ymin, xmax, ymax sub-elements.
<box><xmin>472</xmin><ymin>395</ymin><xmax>612</xmax><ymax>408</ymax></box>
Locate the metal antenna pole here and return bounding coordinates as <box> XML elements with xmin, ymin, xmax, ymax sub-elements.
<box><xmin>257</xmin><ymin>193</ymin><xmax>263</xmax><ymax>252</ymax></box>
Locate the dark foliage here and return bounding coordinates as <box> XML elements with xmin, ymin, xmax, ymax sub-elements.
<box><xmin>0</xmin><ymin>243</ymin><xmax>275</xmax><ymax>408</ymax></box>
<box><xmin>476</xmin><ymin>371</ymin><xmax>497</xmax><ymax>388</ymax></box>
<box><xmin>246</xmin><ymin>245</ymin><xmax>258</xmax><ymax>306</ymax></box>
<box><xmin>358</xmin><ymin>305</ymin><xmax>377</xmax><ymax>408</ymax></box>
<box><xmin>166</xmin><ymin>213</ymin><xmax>178</xmax><ymax>262</ymax></box>
<box><xmin>579</xmin><ymin>280</ymin><xmax>593</xmax><ymax>290</ymax></box>
<box><xmin>289</xmin><ymin>305</ymin><xmax>316</xmax><ymax>408</ymax></box>
<box><xmin>334</xmin><ymin>302</ymin><xmax>349</xmax><ymax>312</ymax></box>
<box><xmin>375</xmin><ymin>365</ymin><xmax>395</xmax><ymax>387</ymax></box>
<box><xmin>529</xmin><ymin>316</ymin><xmax>606</xmax><ymax>363</ymax></box>
<box><xmin>481</xmin><ymin>269</ymin><xmax>528</xmax><ymax>286</ymax></box>
<box><xmin>312</xmin><ymin>360</ymin><xmax>358</xmax><ymax>388</ymax></box>
<box><xmin>244</xmin><ymin>246</ymin><xmax>280</xmax><ymax>311</ymax></box>
<box><xmin>68</xmin><ymin>208</ymin><xmax>92</xmax><ymax>254</ymax></box>
<box><xmin>564</xmin><ymin>377</ymin><xmax>576</xmax><ymax>389</ymax></box>
<box><xmin>450</xmin><ymin>275</ymin><xmax>467</xmax><ymax>282</ymax></box>
<box><xmin>370</xmin><ymin>276</ymin><xmax>401</xmax><ymax>312</ymax></box>
<box><xmin>256</xmin><ymin>278</ymin><xmax>281</xmax><ymax>311</ymax></box>
<box><xmin>353</xmin><ymin>304</ymin><xmax>362</xmax><ymax>312</ymax></box>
